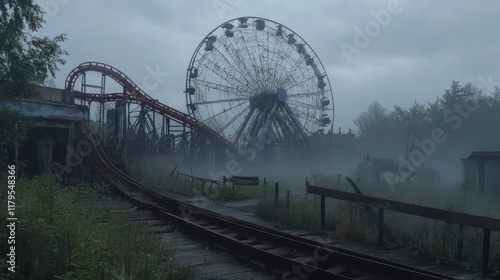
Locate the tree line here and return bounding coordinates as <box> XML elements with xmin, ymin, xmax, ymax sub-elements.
<box><xmin>353</xmin><ymin>81</ymin><xmax>500</xmax><ymax>158</ymax></box>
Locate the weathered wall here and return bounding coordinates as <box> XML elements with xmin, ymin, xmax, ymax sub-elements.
<box><xmin>0</xmin><ymin>100</ymin><xmax>88</xmax><ymax>121</ymax></box>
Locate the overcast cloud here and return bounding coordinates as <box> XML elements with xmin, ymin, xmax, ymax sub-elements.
<box><xmin>35</xmin><ymin>0</ymin><xmax>500</xmax><ymax>132</ymax></box>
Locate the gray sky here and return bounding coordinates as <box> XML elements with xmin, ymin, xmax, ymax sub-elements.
<box><xmin>35</xmin><ymin>0</ymin><xmax>500</xmax><ymax>132</ymax></box>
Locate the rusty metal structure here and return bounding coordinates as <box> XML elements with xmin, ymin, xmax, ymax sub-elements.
<box><xmin>6</xmin><ymin>17</ymin><xmax>337</xmax><ymax>175</ymax></box>
<box><xmin>65</xmin><ymin>62</ymin><xmax>244</xmax><ymax>172</ymax></box>
<box><xmin>61</xmin><ymin>18</ymin><xmax>336</xmax><ymax>171</ymax></box>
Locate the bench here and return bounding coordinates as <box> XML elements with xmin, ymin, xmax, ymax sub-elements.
<box><xmin>227</xmin><ymin>176</ymin><xmax>259</xmax><ymax>191</ymax></box>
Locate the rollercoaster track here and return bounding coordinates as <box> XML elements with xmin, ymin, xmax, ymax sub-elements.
<box><xmin>66</xmin><ymin>61</ymin><xmax>245</xmax><ymax>159</ymax></box>
<box><xmin>66</xmin><ymin>61</ymin><xmax>155</xmax><ymax>99</ymax></box>
<box><xmin>84</xmin><ymin>127</ymin><xmax>454</xmax><ymax>280</ymax></box>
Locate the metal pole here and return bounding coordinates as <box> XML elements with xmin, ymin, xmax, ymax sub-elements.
<box><xmin>483</xmin><ymin>229</ymin><xmax>491</xmax><ymax>272</ymax></box>
<box><xmin>274</xmin><ymin>182</ymin><xmax>279</xmax><ymax>207</ymax></box>
<box><xmin>287</xmin><ymin>190</ymin><xmax>290</xmax><ymax>211</ymax></box>
<box><xmin>305</xmin><ymin>177</ymin><xmax>309</xmax><ymax>195</ymax></box>
<box><xmin>320</xmin><ymin>196</ymin><xmax>325</xmax><ymax>230</ymax></box>
<box><xmin>379</xmin><ymin>208</ymin><xmax>384</xmax><ymax>246</ymax></box>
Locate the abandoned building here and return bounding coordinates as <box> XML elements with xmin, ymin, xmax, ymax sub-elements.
<box><xmin>0</xmin><ymin>86</ymin><xmax>89</xmax><ymax>176</ymax></box>
<box><xmin>462</xmin><ymin>151</ymin><xmax>500</xmax><ymax>195</ymax></box>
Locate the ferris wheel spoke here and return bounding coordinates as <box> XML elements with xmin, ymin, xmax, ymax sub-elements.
<box><xmin>287</xmin><ymin>90</ymin><xmax>327</xmax><ymax>99</ymax></box>
<box><xmin>284</xmin><ymin>74</ymin><xmax>317</xmax><ymax>91</ymax></box>
<box><xmin>212</xmin><ymin>42</ymin><xmax>257</xmax><ymax>92</ymax></box>
<box><xmin>221</xmin><ymin>36</ymin><xmax>259</xmax><ymax>88</ymax></box>
<box><xmin>256</xmin><ymin>36</ymin><xmax>275</xmax><ymax>90</ymax></box>
<box><xmin>218</xmin><ymin>106</ymin><xmax>250</xmax><ymax>134</ymax></box>
<box><xmin>287</xmin><ymin>106</ymin><xmax>321</xmax><ymax>131</ymax></box>
<box><xmin>281</xmin><ymin>112</ymin><xmax>310</xmax><ymax>141</ymax></box>
<box><xmin>200</xmin><ymin>55</ymin><xmax>250</xmax><ymax>92</ymax></box>
<box><xmin>287</xmin><ymin>99</ymin><xmax>321</xmax><ymax>110</ymax></box>
<box><xmin>192</xmin><ymin>95</ymin><xmax>248</xmax><ymax>106</ymax></box>
<box><xmin>237</xmin><ymin>29</ymin><xmax>267</xmax><ymax>92</ymax></box>
<box><xmin>286</xmin><ymin>104</ymin><xmax>316</xmax><ymax>122</ymax></box>
<box><xmin>272</xmin><ymin>39</ymin><xmax>295</xmax><ymax>75</ymax></box>
<box><xmin>202</xmin><ymin>101</ymin><xmax>247</xmax><ymax>122</ymax></box>
<box><xmin>194</xmin><ymin>79</ymin><xmax>249</xmax><ymax>99</ymax></box>
<box><xmin>232</xmin><ymin>107</ymin><xmax>255</xmax><ymax>145</ymax></box>
<box><xmin>276</xmin><ymin>55</ymin><xmax>305</xmax><ymax>86</ymax></box>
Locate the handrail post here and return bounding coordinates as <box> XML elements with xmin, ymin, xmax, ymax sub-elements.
<box><xmin>378</xmin><ymin>208</ymin><xmax>384</xmax><ymax>247</ymax></box>
<box><xmin>305</xmin><ymin>177</ymin><xmax>309</xmax><ymax>195</ymax></box>
<box><xmin>483</xmin><ymin>228</ymin><xmax>491</xmax><ymax>272</ymax></box>
<box><xmin>274</xmin><ymin>182</ymin><xmax>279</xmax><ymax>207</ymax></box>
<box><xmin>320</xmin><ymin>195</ymin><xmax>325</xmax><ymax>230</ymax></box>
<box><xmin>287</xmin><ymin>190</ymin><xmax>290</xmax><ymax>212</ymax></box>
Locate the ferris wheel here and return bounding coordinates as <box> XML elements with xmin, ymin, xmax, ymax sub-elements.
<box><xmin>185</xmin><ymin>17</ymin><xmax>333</xmax><ymax>153</ymax></box>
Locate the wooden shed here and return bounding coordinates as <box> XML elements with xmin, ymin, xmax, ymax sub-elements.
<box><xmin>462</xmin><ymin>151</ymin><xmax>500</xmax><ymax>194</ymax></box>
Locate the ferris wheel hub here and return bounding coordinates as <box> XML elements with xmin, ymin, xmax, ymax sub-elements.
<box><xmin>276</xmin><ymin>88</ymin><xmax>287</xmax><ymax>103</ymax></box>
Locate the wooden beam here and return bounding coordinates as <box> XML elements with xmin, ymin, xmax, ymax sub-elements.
<box><xmin>307</xmin><ymin>185</ymin><xmax>500</xmax><ymax>231</ymax></box>
<box><xmin>483</xmin><ymin>229</ymin><xmax>491</xmax><ymax>272</ymax></box>
<box><xmin>320</xmin><ymin>196</ymin><xmax>325</xmax><ymax>230</ymax></box>
<box><xmin>379</xmin><ymin>208</ymin><xmax>384</xmax><ymax>246</ymax></box>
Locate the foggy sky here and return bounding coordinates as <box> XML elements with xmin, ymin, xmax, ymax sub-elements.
<box><xmin>34</xmin><ymin>0</ymin><xmax>500</xmax><ymax>132</ymax></box>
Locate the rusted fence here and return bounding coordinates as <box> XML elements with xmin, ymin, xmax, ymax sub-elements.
<box><xmin>306</xmin><ymin>177</ymin><xmax>500</xmax><ymax>272</ymax></box>
<box><xmin>176</xmin><ymin>171</ymin><xmax>223</xmax><ymax>192</ymax></box>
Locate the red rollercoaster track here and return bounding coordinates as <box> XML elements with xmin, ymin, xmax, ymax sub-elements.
<box><xmin>65</xmin><ymin>61</ymin><xmax>245</xmax><ymax>159</ymax></box>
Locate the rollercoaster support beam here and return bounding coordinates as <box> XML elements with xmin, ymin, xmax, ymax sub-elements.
<box><xmin>99</xmin><ymin>101</ymin><xmax>104</xmax><ymax>132</ymax></box>
<box><xmin>67</xmin><ymin>62</ymin><xmax>246</xmax><ymax>164</ymax></box>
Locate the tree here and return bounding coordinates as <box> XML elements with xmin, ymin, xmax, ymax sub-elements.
<box><xmin>0</xmin><ymin>0</ymin><xmax>68</xmax><ymax>166</ymax></box>
<box><xmin>353</xmin><ymin>101</ymin><xmax>389</xmax><ymax>138</ymax></box>
<box><xmin>353</xmin><ymin>81</ymin><xmax>500</xmax><ymax>157</ymax></box>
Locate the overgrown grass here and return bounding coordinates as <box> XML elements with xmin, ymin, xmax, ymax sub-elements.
<box><xmin>0</xmin><ymin>174</ymin><xmax>192</xmax><ymax>280</ymax></box>
<box><xmin>127</xmin><ymin>160</ymin><xmax>273</xmax><ymax>201</ymax></box>
<box><xmin>256</xmin><ymin>178</ymin><xmax>500</xmax><ymax>271</ymax></box>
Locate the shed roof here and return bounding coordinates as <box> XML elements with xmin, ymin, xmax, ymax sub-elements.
<box><xmin>466</xmin><ymin>151</ymin><xmax>500</xmax><ymax>159</ymax></box>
